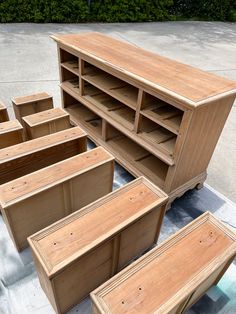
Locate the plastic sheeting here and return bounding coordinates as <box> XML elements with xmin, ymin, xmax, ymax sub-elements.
<box><xmin>1</xmin><ymin>143</ymin><xmax>236</xmax><ymax>314</ymax></box>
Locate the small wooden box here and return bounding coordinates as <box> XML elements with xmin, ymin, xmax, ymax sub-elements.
<box><xmin>0</xmin><ymin>101</ymin><xmax>9</xmax><ymax>122</ymax></box>
<box><xmin>0</xmin><ymin>120</ymin><xmax>24</xmax><ymax>149</ymax></box>
<box><xmin>0</xmin><ymin>147</ymin><xmax>114</xmax><ymax>251</ymax></box>
<box><xmin>23</xmin><ymin>108</ymin><xmax>71</xmax><ymax>139</ymax></box>
<box><xmin>91</xmin><ymin>212</ymin><xmax>236</xmax><ymax>314</ymax></box>
<box><xmin>28</xmin><ymin>177</ymin><xmax>168</xmax><ymax>314</ymax></box>
<box><xmin>0</xmin><ymin>127</ymin><xmax>87</xmax><ymax>184</ymax></box>
<box><xmin>12</xmin><ymin>92</ymin><xmax>53</xmax><ymax>124</ymax></box>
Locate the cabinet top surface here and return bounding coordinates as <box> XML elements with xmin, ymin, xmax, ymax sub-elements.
<box><xmin>92</xmin><ymin>213</ymin><xmax>236</xmax><ymax>313</ymax></box>
<box><xmin>22</xmin><ymin>108</ymin><xmax>68</xmax><ymax>126</ymax></box>
<box><xmin>52</xmin><ymin>32</ymin><xmax>236</xmax><ymax>105</ymax></box>
<box><xmin>29</xmin><ymin>177</ymin><xmax>167</xmax><ymax>276</ymax></box>
<box><xmin>0</xmin><ymin>147</ymin><xmax>114</xmax><ymax>207</ymax></box>
<box><xmin>0</xmin><ymin>127</ymin><xmax>86</xmax><ymax>162</ymax></box>
<box><xmin>12</xmin><ymin>92</ymin><xmax>52</xmax><ymax>105</ymax></box>
<box><xmin>0</xmin><ymin>119</ymin><xmax>23</xmax><ymax>134</ymax></box>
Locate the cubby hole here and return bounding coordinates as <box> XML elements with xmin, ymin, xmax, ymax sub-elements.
<box><xmin>84</xmin><ymin>82</ymin><xmax>136</xmax><ymax>131</ymax></box>
<box><xmin>61</xmin><ymin>67</ymin><xmax>80</xmax><ymax>95</ymax></box>
<box><xmin>138</xmin><ymin>116</ymin><xmax>177</xmax><ymax>156</ymax></box>
<box><xmin>60</xmin><ymin>49</ymin><xmax>79</xmax><ymax>75</ymax></box>
<box><xmin>141</xmin><ymin>93</ymin><xmax>183</xmax><ymax>134</ymax></box>
<box><xmin>105</xmin><ymin>123</ymin><xmax>168</xmax><ymax>188</ymax></box>
<box><xmin>83</xmin><ymin>61</ymin><xmax>138</xmax><ymax>109</ymax></box>
<box><xmin>62</xmin><ymin>90</ymin><xmax>102</xmax><ymax>137</ymax></box>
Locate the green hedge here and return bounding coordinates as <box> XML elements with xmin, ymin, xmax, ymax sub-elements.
<box><xmin>0</xmin><ymin>0</ymin><xmax>235</xmax><ymax>22</ymax></box>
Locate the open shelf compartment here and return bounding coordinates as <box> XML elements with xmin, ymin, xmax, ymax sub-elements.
<box><xmin>60</xmin><ymin>48</ymin><xmax>79</xmax><ymax>75</ymax></box>
<box><xmin>138</xmin><ymin>116</ymin><xmax>177</xmax><ymax>156</ymax></box>
<box><xmin>61</xmin><ymin>67</ymin><xmax>80</xmax><ymax>95</ymax></box>
<box><xmin>141</xmin><ymin>92</ymin><xmax>183</xmax><ymax>134</ymax></box>
<box><xmin>84</xmin><ymin>82</ymin><xmax>136</xmax><ymax>131</ymax></box>
<box><xmin>105</xmin><ymin>123</ymin><xmax>168</xmax><ymax>188</ymax></box>
<box><xmin>83</xmin><ymin>61</ymin><xmax>138</xmax><ymax>110</ymax></box>
<box><xmin>63</xmin><ymin>91</ymin><xmax>102</xmax><ymax>138</ymax></box>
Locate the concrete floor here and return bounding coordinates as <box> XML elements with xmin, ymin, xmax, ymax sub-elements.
<box><xmin>0</xmin><ymin>22</ymin><xmax>236</xmax><ymax>202</ymax></box>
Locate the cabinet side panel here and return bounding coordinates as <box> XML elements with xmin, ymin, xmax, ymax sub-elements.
<box><xmin>71</xmin><ymin>161</ymin><xmax>114</xmax><ymax>211</ymax></box>
<box><xmin>185</xmin><ymin>259</ymin><xmax>230</xmax><ymax>311</ymax></box>
<box><xmin>0</xmin><ymin>138</ymin><xmax>86</xmax><ymax>184</ymax></box>
<box><xmin>4</xmin><ymin>185</ymin><xmax>65</xmax><ymax>250</ymax></box>
<box><xmin>53</xmin><ymin>241</ymin><xmax>113</xmax><ymax>314</ymax></box>
<box><xmin>0</xmin><ymin>131</ymin><xmax>23</xmax><ymax>149</ymax></box>
<box><xmin>170</xmin><ymin>96</ymin><xmax>234</xmax><ymax>191</ymax></box>
<box><xmin>117</xmin><ymin>207</ymin><xmax>161</xmax><ymax>271</ymax></box>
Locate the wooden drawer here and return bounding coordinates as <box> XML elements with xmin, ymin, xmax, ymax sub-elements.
<box><xmin>0</xmin><ymin>120</ymin><xmax>24</xmax><ymax>148</ymax></box>
<box><xmin>0</xmin><ymin>127</ymin><xmax>87</xmax><ymax>184</ymax></box>
<box><xmin>0</xmin><ymin>101</ymin><xmax>9</xmax><ymax>122</ymax></box>
<box><xmin>23</xmin><ymin>108</ymin><xmax>71</xmax><ymax>139</ymax></box>
<box><xmin>0</xmin><ymin>147</ymin><xmax>114</xmax><ymax>251</ymax></box>
<box><xmin>12</xmin><ymin>92</ymin><xmax>53</xmax><ymax>124</ymax></box>
<box><xmin>91</xmin><ymin>212</ymin><xmax>236</xmax><ymax>314</ymax></box>
<box><xmin>28</xmin><ymin>177</ymin><xmax>168</xmax><ymax>314</ymax></box>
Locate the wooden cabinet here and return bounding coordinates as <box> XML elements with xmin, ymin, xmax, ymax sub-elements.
<box><xmin>28</xmin><ymin>177</ymin><xmax>168</xmax><ymax>314</ymax></box>
<box><xmin>0</xmin><ymin>101</ymin><xmax>9</xmax><ymax>122</ymax></box>
<box><xmin>0</xmin><ymin>127</ymin><xmax>87</xmax><ymax>184</ymax></box>
<box><xmin>0</xmin><ymin>147</ymin><xmax>114</xmax><ymax>251</ymax></box>
<box><xmin>0</xmin><ymin>119</ymin><xmax>24</xmax><ymax>148</ymax></box>
<box><xmin>51</xmin><ymin>33</ymin><xmax>236</xmax><ymax>203</ymax></box>
<box><xmin>22</xmin><ymin>108</ymin><xmax>71</xmax><ymax>139</ymax></box>
<box><xmin>12</xmin><ymin>92</ymin><xmax>53</xmax><ymax>124</ymax></box>
<box><xmin>91</xmin><ymin>212</ymin><xmax>236</xmax><ymax>314</ymax></box>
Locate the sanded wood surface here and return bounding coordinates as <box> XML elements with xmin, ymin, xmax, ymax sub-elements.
<box><xmin>23</xmin><ymin>108</ymin><xmax>71</xmax><ymax>139</ymax></box>
<box><xmin>0</xmin><ymin>146</ymin><xmax>112</xmax><ymax>207</ymax></box>
<box><xmin>12</xmin><ymin>92</ymin><xmax>52</xmax><ymax>105</ymax></box>
<box><xmin>0</xmin><ymin>147</ymin><xmax>114</xmax><ymax>251</ymax></box>
<box><xmin>28</xmin><ymin>177</ymin><xmax>168</xmax><ymax>313</ymax></box>
<box><xmin>0</xmin><ymin>102</ymin><xmax>9</xmax><ymax>122</ymax></box>
<box><xmin>91</xmin><ymin>212</ymin><xmax>236</xmax><ymax>314</ymax></box>
<box><xmin>54</xmin><ymin>33</ymin><xmax>236</xmax><ymax>205</ymax></box>
<box><xmin>23</xmin><ymin>108</ymin><xmax>68</xmax><ymax>126</ymax></box>
<box><xmin>0</xmin><ymin>120</ymin><xmax>24</xmax><ymax>148</ymax></box>
<box><xmin>52</xmin><ymin>33</ymin><xmax>236</xmax><ymax>104</ymax></box>
<box><xmin>0</xmin><ymin>127</ymin><xmax>87</xmax><ymax>184</ymax></box>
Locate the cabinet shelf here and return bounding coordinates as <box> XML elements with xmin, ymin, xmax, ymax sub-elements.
<box><xmin>61</xmin><ymin>61</ymin><xmax>79</xmax><ymax>76</ymax></box>
<box><xmin>65</xmin><ymin>101</ymin><xmax>168</xmax><ymax>189</ymax></box>
<box><xmin>138</xmin><ymin>117</ymin><xmax>176</xmax><ymax>156</ymax></box>
<box><xmin>83</xmin><ymin>65</ymin><xmax>138</xmax><ymax>110</ymax></box>
<box><xmin>61</xmin><ymin>81</ymin><xmax>80</xmax><ymax>96</ymax></box>
<box><xmin>66</xmin><ymin>104</ymin><xmax>102</xmax><ymax>138</ymax></box>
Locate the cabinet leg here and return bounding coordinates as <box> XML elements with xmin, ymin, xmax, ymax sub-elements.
<box><xmin>196</xmin><ymin>182</ymin><xmax>204</xmax><ymax>190</ymax></box>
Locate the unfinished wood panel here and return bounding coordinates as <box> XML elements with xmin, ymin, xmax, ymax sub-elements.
<box><xmin>23</xmin><ymin>108</ymin><xmax>71</xmax><ymax>139</ymax></box>
<box><xmin>12</xmin><ymin>92</ymin><xmax>53</xmax><ymax>124</ymax></box>
<box><xmin>91</xmin><ymin>212</ymin><xmax>236</xmax><ymax>314</ymax></box>
<box><xmin>0</xmin><ymin>127</ymin><xmax>87</xmax><ymax>184</ymax></box>
<box><xmin>0</xmin><ymin>147</ymin><xmax>114</xmax><ymax>251</ymax></box>
<box><xmin>0</xmin><ymin>120</ymin><xmax>24</xmax><ymax>149</ymax></box>
<box><xmin>169</xmin><ymin>96</ymin><xmax>235</xmax><ymax>191</ymax></box>
<box><xmin>52</xmin><ymin>33</ymin><xmax>236</xmax><ymax>204</ymax></box>
<box><xmin>52</xmin><ymin>33</ymin><xmax>236</xmax><ymax>104</ymax></box>
<box><xmin>0</xmin><ymin>102</ymin><xmax>9</xmax><ymax>122</ymax></box>
<box><xmin>28</xmin><ymin>177</ymin><xmax>168</xmax><ymax>314</ymax></box>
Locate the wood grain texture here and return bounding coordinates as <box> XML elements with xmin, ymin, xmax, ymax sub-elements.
<box><xmin>91</xmin><ymin>212</ymin><xmax>236</xmax><ymax>314</ymax></box>
<box><xmin>0</xmin><ymin>127</ymin><xmax>87</xmax><ymax>184</ymax></box>
<box><xmin>12</xmin><ymin>92</ymin><xmax>53</xmax><ymax>127</ymax></box>
<box><xmin>52</xmin><ymin>33</ymin><xmax>236</xmax><ymax>105</ymax></box>
<box><xmin>53</xmin><ymin>33</ymin><xmax>236</xmax><ymax>205</ymax></box>
<box><xmin>0</xmin><ymin>147</ymin><xmax>114</xmax><ymax>251</ymax></box>
<box><xmin>0</xmin><ymin>120</ymin><xmax>24</xmax><ymax>148</ymax></box>
<box><xmin>0</xmin><ymin>102</ymin><xmax>9</xmax><ymax>122</ymax></box>
<box><xmin>22</xmin><ymin>108</ymin><xmax>71</xmax><ymax>139</ymax></box>
<box><xmin>28</xmin><ymin>177</ymin><xmax>168</xmax><ymax>314</ymax></box>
